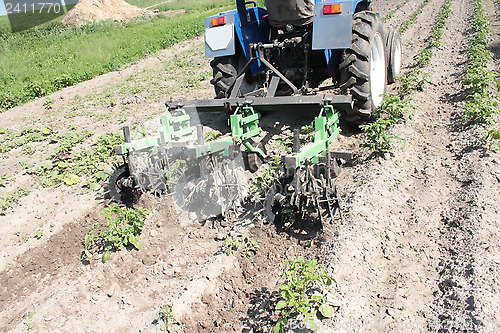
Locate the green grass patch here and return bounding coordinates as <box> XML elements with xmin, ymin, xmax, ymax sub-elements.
<box><xmin>0</xmin><ymin>188</ymin><xmax>30</xmax><ymax>215</ymax></box>
<box><xmin>0</xmin><ymin>4</ymin><xmax>233</xmax><ymax>112</ymax></box>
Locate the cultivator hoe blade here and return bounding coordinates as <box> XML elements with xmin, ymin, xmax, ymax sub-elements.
<box><xmin>109</xmin><ymin>104</ymin><xmax>260</xmax><ymax>220</ymax></box>
<box><xmin>264</xmin><ymin>103</ymin><xmax>351</xmax><ymax>228</ymax></box>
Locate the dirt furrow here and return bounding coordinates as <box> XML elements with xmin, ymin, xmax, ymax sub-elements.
<box><xmin>320</xmin><ymin>0</ymin><xmax>497</xmax><ymax>331</ymax></box>
<box><xmin>428</xmin><ymin>0</ymin><xmax>500</xmax><ymax>330</ymax></box>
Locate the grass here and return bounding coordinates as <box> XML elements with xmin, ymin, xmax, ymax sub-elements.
<box><xmin>0</xmin><ymin>3</ymin><xmax>233</xmax><ymax>112</ymax></box>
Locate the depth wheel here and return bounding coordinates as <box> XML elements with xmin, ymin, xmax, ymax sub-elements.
<box><xmin>340</xmin><ymin>11</ymin><xmax>387</xmax><ymax>124</ymax></box>
<box><xmin>108</xmin><ymin>164</ymin><xmax>134</xmax><ymax>203</ymax></box>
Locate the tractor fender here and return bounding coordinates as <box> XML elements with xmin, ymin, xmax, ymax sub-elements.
<box><xmin>205</xmin><ymin>7</ymin><xmax>270</xmax><ymax>75</ymax></box>
<box><xmin>204</xmin><ymin>11</ymin><xmax>237</xmax><ymax>59</ymax></box>
<box><xmin>312</xmin><ymin>0</ymin><xmax>354</xmax><ymax>50</ymax></box>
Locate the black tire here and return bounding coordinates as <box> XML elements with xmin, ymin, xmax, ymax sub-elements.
<box><xmin>385</xmin><ymin>29</ymin><xmax>402</xmax><ymax>84</ymax></box>
<box><xmin>210</xmin><ymin>53</ymin><xmax>255</xmax><ymax>98</ymax></box>
<box><xmin>340</xmin><ymin>11</ymin><xmax>387</xmax><ymax>124</ymax></box>
<box><xmin>108</xmin><ymin>164</ymin><xmax>133</xmax><ymax>203</ymax></box>
<box><xmin>210</xmin><ymin>55</ymin><xmax>238</xmax><ymax>98</ymax></box>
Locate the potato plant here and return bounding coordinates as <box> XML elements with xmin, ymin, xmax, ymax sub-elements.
<box><xmin>461</xmin><ymin>0</ymin><xmax>499</xmax><ymax>145</ymax></box>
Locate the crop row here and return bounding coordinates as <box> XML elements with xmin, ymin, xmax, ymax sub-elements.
<box><xmin>382</xmin><ymin>0</ymin><xmax>410</xmax><ymax>21</ymax></box>
<box><xmin>399</xmin><ymin>0</ymin><xmax>432</xmax><ymax>34</ymax></box>
<box><xmin>461</xmin><ymin>0</ymin><xmax>499</xmax><ymax>149</ymax></box>
<box><xmin>361</xmin><ymin>0</ymin><xmax>453</xmax><ymax>154</ymax></box>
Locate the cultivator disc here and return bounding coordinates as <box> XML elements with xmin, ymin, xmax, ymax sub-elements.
<box><xmin>174</xmin><ymin>154</ymin><xmax>247</xmax><ymax>222</ymax></box>
<box><xmin>264</xmin><ymin>161</ymin><xmax>341</xmax><ymax>229</ymax></box>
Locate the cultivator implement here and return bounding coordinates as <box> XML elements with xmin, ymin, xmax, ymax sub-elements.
<box><xmin>110</xmin><ymin>96</ymin><xmax>351</xmax><ymax>227</ymax></box>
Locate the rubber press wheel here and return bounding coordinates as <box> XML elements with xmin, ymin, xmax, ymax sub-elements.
<box><xmin>340</xmin><ymin>11</ymin><xmax>387</xmax><ymax>124</ymax></box>
<box><xmin>385</xmin><ymin>28</ymin><xmax>402</xmax><ymax>84</ymax></box>
<box><xmin>108</xmin><ymin>164</ymin><xmax>134</xmax><ymax>203</ymax></box>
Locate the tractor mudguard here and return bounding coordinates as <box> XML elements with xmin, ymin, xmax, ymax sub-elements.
<box><xmin>205</xmin><ymin>7</ymin><xmax>270</xmax><ymax>74</ymax></box>
<box><xmin>204</xmin><ymin>11</ymin><xmax>237</xmax><ymax>59</ymax></box>
<box><xmin>312</xmin><ymin>0</ymin><xmax>354</xmax><ymax>50</ymax></box>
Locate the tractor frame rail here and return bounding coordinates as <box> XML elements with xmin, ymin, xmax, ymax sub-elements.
<box><xmin>166</xmin><ymin>94</ymin><xmax>353</xmax><ymax>114</ymax></box>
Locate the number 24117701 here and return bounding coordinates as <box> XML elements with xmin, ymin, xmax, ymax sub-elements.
<box><xmin>5</xmin><ymin>2</ymin><xmax>62</xmax><ymax>14</ymax></box>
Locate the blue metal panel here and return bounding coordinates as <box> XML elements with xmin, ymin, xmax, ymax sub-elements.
<box><xmin>234</xmin><ymin>6</ymin><xmax>270</xmax><ymax>75</ymax></box>
<box><xmin>205</xmin><ymin>7</ymin><xmax>269</xmax><ymax>75</ymax></box>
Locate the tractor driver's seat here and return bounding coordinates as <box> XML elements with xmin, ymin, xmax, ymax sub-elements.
<box><xmin>264</xmin><ymin>0</ymin><xmax>314</xmax><ymax>28</ymax></box>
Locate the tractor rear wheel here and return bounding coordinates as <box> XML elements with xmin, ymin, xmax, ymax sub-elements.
<box><xmin>340</xmin><ymin>11</ymin><xmax>387</xmax><ymax>124</ymax></box>
<box><xmin>210</xmin><ymin>53</ymin><xmax>255</xmax><ymax>98</ymax></box>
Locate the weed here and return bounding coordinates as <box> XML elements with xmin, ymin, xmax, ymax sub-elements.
<box><xmin>0</xmin><ymin>174</ymin><xmax>13</xmax><ymax>187</ymax></box>
<box><xmin>0</xmin><ymin>188</ymin><xmax>30</xmax><ymax>215</ymax></box>
<box><xmin>225</xmin><ymin>234</ymin><xmax>259</xmax><ymax>257</ymax></box>
<box><xmin>204</xmin><ymin>131</ymin><xmax>222</xmax><ymax>142</ymax></box>
<box><xmin>84</xmin><ymin>205</ymin><xmax>150</xmax><ymax>262</ymax></box>
<box><xmin>274</xmin><ymin>257</ymin><xmax>335</xmax><ymax>333</ymax></box>
<box><xmin>158</xmin><ymin>304</ymin><xmax>178</xmax><ymax>331</ymax></box>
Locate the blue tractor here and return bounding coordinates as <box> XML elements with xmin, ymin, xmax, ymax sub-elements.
<box><xmin>203</xmin><ymin>0</ymin><xmax>401</xmax><ymax>123</ymax></box>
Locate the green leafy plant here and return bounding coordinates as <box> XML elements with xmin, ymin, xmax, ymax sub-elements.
<box><xmin>360</xmin><ymin>95</ymin><xmax>414</xmax><ymax>154</ymax></box>
<box><xmin>225</xmin><ymin>234</ymin><xmax>259</xmax><ymax>257</ymax></box>
<box><xmin>0</xmin><ymin>174</ymin><xmax>13</xmax><ymax>187</ymax></box>
<box><xmin>250</xmin><ymin>156</ymin><xmax>282</xmax><ymax>196</ymax></box>
<box><xmin>158</xmin><ymin>304</ymin><xmax>178</xmax><ymax>331</ymax></box>
<box><xmin>482</xmin><ymin>128</ymin><xmax>500</xmax><ymax>150</ymax></box>
<box><xmin>461</xmin><ymin>0</ymin><xmax>499</xmax><ymax>141</ymax></box>
<box><xmin>274</xmin><ymin>257</ymin><xmax>335</xmax><ymax>333</ymax></box>
<box><xmin>399</xmin><ymin>0</ymin><xmax>431</xmax><ymax>35</ymax></box>
<box><xmin>398</xmin><ymin>68</ymin><xmax>432</xmax><ymax>96</ymax></box>
<box><xmin>204</xmin><ymin>130</ymin><xmax>222</xmax><ymax>142</ymax></box>
<box><xmin>84</xmin><ymin>205</ymin><xmax>150</xmax><ymax>262</ymax></box>
<box><xmin>414</xmin><ymin>48</ymin><xmax>433</xmax><ymax>67</ymax></box>
<box><xmin>0</xmin><ymin>188</ymin><xmax>30</xmax><ymax>215</ymax></box>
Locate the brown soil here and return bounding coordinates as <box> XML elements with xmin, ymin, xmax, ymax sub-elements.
<box><xmin>62</xmin><ymin>0</ymin><xmax>153</xmax><ymax>26</ymax></box>
<box><xmin>1</xmin><ymin>0</ymin><xmax>499</xmax><ymax>332</ymax></box>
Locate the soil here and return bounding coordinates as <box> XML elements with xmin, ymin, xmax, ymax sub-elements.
<box><xmin>61</xmin><ymin>0</ymin><xmax>153</xmax><ymax>26</ymax></box>
<box><xmin>1</xmin><ymin>0</ymin><xmax>499</xmax><ymax>332</ymax></box>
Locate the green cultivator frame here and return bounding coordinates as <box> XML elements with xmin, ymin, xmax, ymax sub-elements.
<box><xmin>110</xmin><ymin>96</ymin><xmax>351</xmax><ymax>226</ymax></box>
